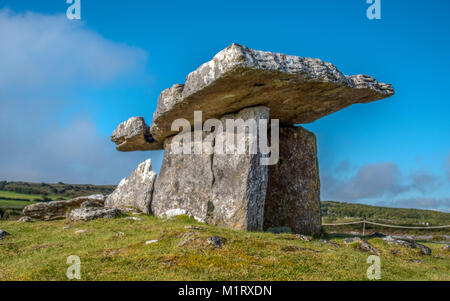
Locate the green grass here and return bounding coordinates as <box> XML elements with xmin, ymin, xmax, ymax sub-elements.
<box><xmin>0</xmin><ymin>190</ymin><xmax>45</xmax><ymax>200</ymax></box>
<box><xmin>0</xmin><ymin>190</ymin><xmax>69</xmax><ymax>209</ymax></box>
<box><xmin>0</xmin><ymin>199</ymin><xmax>37</xmax><ymax>208</ymax></box>
<box><xmin>0</xmin><ymin>215</ymin><xmax>448</xmax><ymax>281</ymax></box>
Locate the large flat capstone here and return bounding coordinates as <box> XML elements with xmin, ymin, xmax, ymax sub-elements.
<box><xmin>151</xmin><ymin>106</ymin><xmax>269</xmax><ymax>231</ymax></box>
<box><xmin>150</xmin><ymin>43</ymin><xmax>394</xmax><ymax>142</ymax></box>
<box><xmin>264</xmin><ymin>126</ymin><xmax>321</xmax><ymax>235</ymax></box>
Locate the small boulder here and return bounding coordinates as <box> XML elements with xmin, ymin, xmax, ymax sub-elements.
<box><xmin>384</xmin><ymin>236</ymin><xmax>432</xmax><ymax>255</ymax></box>
<box><xmin>17</xmin><ymin>216</ymin><xmax>31</xmax><ymax>223</ymax></box>
<box><xmin>145</xmin><ymin>240</ymin><xmax>159</xmax><ymax>245</ymax></box>
<box><xmin>206</xmin><ymin>236</ymin><xmax>224</xmax><ymax>248</ymax></box>
<box><xmin>359</xmin><ymin>240</ymin><xmax>380</xmax><ymax>255</ymax></box>
<box><xmin>23</xmin><ymin>194</ymin><xmax>106</xmax><ymax>221</ymax></box>
<box><xmin>178</xmin><ymin>237</ymin><xmax>196</xmax><ymax>247</ymax></box>
<box><xmin>344</xmin><ymin>237</ymin><xmax>379</xmax><ymax>254</ymax></box>
<box><xmin>295</xmin><ymin>234</ymin><xmax>312</xmax><ymax>242</ymax></box>
<box><xmin>442</xmin><ymin>245</ymin><xmax>450</xmax><ymax>251</ymax></box>
<box><xmin>344</xmin><ymin>237</ymin><xmax>362</xmax><ymax>244</ymax></box>
<box><xmin>67</xmin><ymin>208</ymin><xmax>121</xmax><ymax>222</ymax></box>
<box><xmin>319</xmin><ymin>239</ymin><xmax>340</xmax><ymax>248</ymax></box>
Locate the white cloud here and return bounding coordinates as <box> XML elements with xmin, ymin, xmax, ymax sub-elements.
<box><xmin>0</xmin><ymin>9</ymin><xmax>146</xmax><ymax>91</ymax></box>
<box><xmin>0</xmin><ymin>9</ymin><xmax>159</xmax><ymax>185</ymax></box>
<box><xmin>378</xmin><ymin>197</ymin><xmax>450</xmax><ymax>213</ymax></box>
<box><xmin>322</xmin><ymin>162</ymin><xmax>408</xmax><ymax>201</ymax></box>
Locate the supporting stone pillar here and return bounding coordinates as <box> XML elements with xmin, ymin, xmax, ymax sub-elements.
<box><xmin>264</xmin><ymin>126</ymin><xmax>322</xmax><ymax>235</ymax></box>
<box><xmin>151</xmin><ymin>106</ymin><xmax>269</xmax><ymax>231</ymax></box>
<box><xmin>209</xmin><ymin>106</ymin><xmax>269</xmax><ymax>231</ymax></box>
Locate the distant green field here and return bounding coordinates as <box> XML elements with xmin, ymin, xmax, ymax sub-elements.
<box><xmin>0</xmin><ymin>190</ymin><xmax>57</xmax><ymax>201</ymax></box>
<box><xmin>0</xmin><ymin>199</ymin><xmax>37</xmax><ymax>208</ymax></box>
<box><xmin>0</xmin><ymin>190</ymin><xmax>64</xmax><ymax>209</ymax></box>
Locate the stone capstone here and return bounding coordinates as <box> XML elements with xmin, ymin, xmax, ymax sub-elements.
<box><xmin>111</xmin><ymin>117</ymin><xmax>162</xmax><ymax>151</ymax></box>
<box><xmin>150</xmin><ymin>43</ymin><xmax>394</xmax><ymax>142</ymax></box>
<box><xmin>105</xmin><ymin>159</ymin><xmax>157</xmax><ymax>214</ymax></box>
<box><xmin>264</xmin><ymin>126</ymin><xmax>321</xmax><ymax>235</ymax></box>
<box><xmin>22</xmin><ymin>194</ymin><xmax>106</xmax><ymax>221</ymax></box>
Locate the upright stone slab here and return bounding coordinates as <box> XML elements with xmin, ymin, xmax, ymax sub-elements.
<box><xmin>105</xmin><ymin>159</ymin><xmax>157</xmax><ymax>214</ymax></box>
<box><xmin>209</xmin><ymin>106</ymin><xmax>269</xmax><ymax>231</ymax></box>
<box><xmin>151</xmin><ymin>131</ymin><xmax>214</xmax><ymax>222</ymax></box>
<box><xmin>264</xmin><ymin>126</ymin><xmax>321</xmax><ymax>235</ymax></box>
<box><xmin>151</xmin><ymin>106</ymin><xmax>269</xmax><ymax>231</ymax></box>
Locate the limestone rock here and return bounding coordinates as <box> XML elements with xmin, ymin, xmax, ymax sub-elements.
<box><xmin>206</xmin><ymin>236</ymin><xmax>224</xmax><ymax>248</ymax></box>
<box><xmin>210</xmin><ymin>106</ymin><xmax>269</xmax><ymax>231</ymax></box>
<box><xmin>151</xmin><ymin>130</ymin><xmax>215</xmax><ymax>222</ymax></box>
<box><xmin>384</xmin><ymin>236</ymin><xmax>431</xmax><ymax>255</ymax></box>
<box><xmin>150</xmin><ymin>43</ymin><xmax>394</xmax><ymax>141</ymax></box>
<box><xmin>17</xmin><ymin>216</ymin><xmax>31</xmax><ymax>223</ymax></box>
<box><xmin>80</xmin><ymin>200</ymin><xmax>103</xmax><ymax>209</ymax></box>
<box><xmin>111</xmin><ymin>117</ymin><xmax>162</xmax><ymax>151</ymax></box>
<box><xmin>67</xmin><ymin>207</ymin><xmax>121</xmax><ymax>222</ymax></box>
<box><xmin>264</xmin><ymin>126</ymin><xmax>321</xmax><ymax>235</ymax></box>
<box><xmin>151</xmin><ymin>106</ymin><xmax>269</xmax><ymax>231</ymax></box>
<box><xmin>22</xmin><ymin>194</ymin><xmax>106</xmax><ymax>221</ymax></box>
<box><xmin>344</xmin><ymin>237</ymin><xmax>379</xmax><ymax>254</ymax></box>
<box><xmin>105</xmin><ymin>159</ymin><xmax>157</xmax><ymax>214</ymax></box>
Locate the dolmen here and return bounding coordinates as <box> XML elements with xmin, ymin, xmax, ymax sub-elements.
<box><xmin>108</xmin><ymin>44</ymin><xmax>395</xmax><ymax>235</ymax></box>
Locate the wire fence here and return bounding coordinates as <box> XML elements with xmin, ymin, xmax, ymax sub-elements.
<box><xmin>322</xmin><ymin>220</ymin><xmax>450</xmax><ymax>236</ymax></box>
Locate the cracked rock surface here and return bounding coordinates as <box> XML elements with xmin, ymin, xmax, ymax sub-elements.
<box><xmin>22</xmin><ymin>195</ymin><xmax>106</xmax><ymax>221</ymax></box>
<box><xmin>111</xmin><ymin>117</ymin><xmax>162</xmax><ymax>151</ymax></box>
<box><xmin>105</xmin><ymin>159</ymin><xmax>157</xmax><ymax>214</ymax></box>
<box><xmin>151</xmin><ymin>106</ymin><xmax>269</xmax><ymax>231</ymax></box>
<box><xmin>264</xmin><ymin>126</ymin><xmax>321</xmax><ymax>235</ymax></box>
<box><xmin>150</xmin><ymin>43</ymin><xmax>394</xmax><ymax>142</ymax></box>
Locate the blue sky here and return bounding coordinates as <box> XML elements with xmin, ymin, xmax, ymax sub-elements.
<box><xmin>0</xmin><ymin>0</ymin><xmax>449</xmax><ymax>212</ymax></box>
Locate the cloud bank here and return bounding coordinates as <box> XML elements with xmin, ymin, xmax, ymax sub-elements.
<box><xmin>322</xmin><ymin>161</ymin><xmax>449</xmax><ymax>212</ymax></box>
<box><xmin>0</xmin><ymin>9</ymin><xmax>160</xmax><ymax>185</ymax></box>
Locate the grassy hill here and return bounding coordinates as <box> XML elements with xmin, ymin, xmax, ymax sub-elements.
<box><xmin>0</xmin><ymin>181</ymin><xmax>115</xmax><ymax>200</ymax></box>
<box><xmin>0</xmin><ymin>214</ymin><xmax>449</xmax><ymax>281</ymax></box>
<box><xmin>322</xmin><ymin>201</ymin><xmax>450</xmax><ymax>226</ymax></box>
